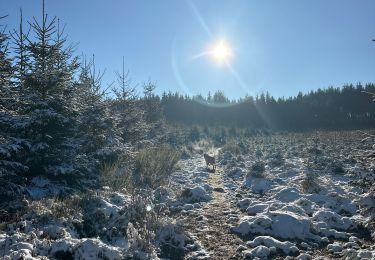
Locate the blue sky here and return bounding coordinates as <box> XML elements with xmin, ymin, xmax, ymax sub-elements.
<box><xmin>2</xmin><ymin>0</ymin><xmax>375</xmax><ymax>100</ymax></box>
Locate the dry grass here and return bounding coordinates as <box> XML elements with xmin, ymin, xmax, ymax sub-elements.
<box><xmin>133</xmin><ymin>146</ymin><xmax>180</xmax><ymax>189</ymax></box>
<box><xmin>220</xmin><ymin>140</ymin><xmax>242</xmax><ymax>155</ymax></box>
<box><xmin>26</xmin><ymin>195</ymin><xmax>82</xmax><ymax>224</ymax></box>
<box><xmin>100</xmin><ymin>161</ymin><xmax>131</xmax><ymax>191</ymax></box>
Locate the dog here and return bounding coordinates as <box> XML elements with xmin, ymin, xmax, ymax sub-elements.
<box><xmin>204</xmin><ymin>153</ymin><xmax>216</xmax><ymax>171</ymax></box>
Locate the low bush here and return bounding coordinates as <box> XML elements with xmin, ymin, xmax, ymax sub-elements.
<box><xmin>124</xmin><ymin>190</ymin><xmax>172</xmax><ymax>258</ymax></box>
<box><xmin>156</xmin><ymin>220</ymin><xmax>190</xmax><ymax>259</ymax></box>
<box><xmin>100</xmin><ymin>161</ymin><xmax>131</xmax><ymax>191</ymax></box>
<box><xmin>133</xmin><ymin>146</ymin><xmax>180</xmax><ymax>189</ymax></box>
<box><xmin>212</xmin><ymin>127</ymin><xmax>227</xmax><ymax>146</ymax></box>
<box><xmin>307</xmin><ymin>147</ymin><xmax>323</xmax><ymax>156</ymax></box>
<box><xmin>180</xmin><ymin>145</ymin><xmax>193</xmax><ymax>159</ymax></box>
<box><xmin>26</xmin><ymin>195</ymin><xmax>82</xmax><ymax>225</ymax></box>
<box><xmin>189</xmin><ymin>126</ymin><xmax>201</xmax><ymax>142</ymax></box>
<box><xmin>221</xmin><ymin>140</ymin><xmax>242</xmax><ymax>155</ymax></box>
<box><xmin>269</xmin><ymin>152</ymin><xmax>284</xmax><ymax>167</ymax></box>
<box><xmin>331</xmin><ymin>161</ymin><xmax>345</xmax><ymax>174</ymax></box>
<box><xmin>248</xmin><ymin>161</ymin><xmax>266</xmax><ymax>178</ymax></box>
<box><xmin>301</xmin><ymin>170</ymin><xmax>321</xmax><ymax>193</ymax></box>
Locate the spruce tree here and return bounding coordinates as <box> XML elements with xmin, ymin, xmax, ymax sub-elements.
<box><xmin>18</xmin><ymin>2</ymin><xmax>79</xmax><ymax>178</ymax></box>
<box><xmin>111</xmin><ymin>57</ymin><xmax>146</xmax><ymax>144</ymax></box>
<box><xmin>74</xmin><ymin>56</ymin><xmax>122</xmax><ymax>169</ymax></box>
<box><xmin>10</xmin><ymin>9</ymin><xmax>29</xmax><ymax>82</ymax></box>
<box><xmin>142</xmin><ymin>81</ymin><xmax>164</xmax><ymax>139</ymax></box>
<box><xmin>0</xmin><ymin>16</ymin><xmax>28</xmax><ymax>199</ymax></box>
<box><xmin>0</xmin><ymin>17</ymin><xmax>13</xmax><ymax>95</ymax></box>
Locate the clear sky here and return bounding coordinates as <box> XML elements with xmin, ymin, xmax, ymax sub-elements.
<box><xmin>1</xmin><ymin>0</ymin><xmax>375</xmax><ymax>100</ymax></box>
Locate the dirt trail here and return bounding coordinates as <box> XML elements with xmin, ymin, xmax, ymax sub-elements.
<box><xmin>184</xmin><ymin>162</ymin><xmax>245</xmax><ymax>259</ymax></box>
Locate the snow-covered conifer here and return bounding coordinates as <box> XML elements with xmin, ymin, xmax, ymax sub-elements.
<box><xmin>17</xmin><ymin>2</ymin><xmax>79</xmax><ymax>178</ymax></box>
<box><xmin>111</xmin><ymin>57</ymin><xmax>147</xmax><ymax>144</ymax></box>
<box><xmin>73</xmin><ymin>56</ymin><xmax>126</xmax><ymax>175</ymax></box>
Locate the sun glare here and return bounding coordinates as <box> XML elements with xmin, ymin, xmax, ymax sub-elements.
<box><xmin>211</xmin><ymin>40</ymin><xmax>232</xmax><ymax>64</ymax></box>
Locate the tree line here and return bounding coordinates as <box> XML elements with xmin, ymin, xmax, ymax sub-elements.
<box><xmin>160</xmin><ymin>84</ymin><xmax>375</xmax><ymax>130</ymax></box>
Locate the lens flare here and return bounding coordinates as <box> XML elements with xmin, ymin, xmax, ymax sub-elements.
<box><xmin>211</xmin><ymin>40</ymin><xmax>232</xmax><ymax>64</ymax></box>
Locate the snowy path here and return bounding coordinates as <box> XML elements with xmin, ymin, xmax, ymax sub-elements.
<box><xmin>169</xmin><ymin>149</ymin><xmax>246</xmax><ymax>259</ymax></box>
<box><xmin>183</xmin><ymin>166</ymin><xmax>244</xmax><ymax>259</ymax></box>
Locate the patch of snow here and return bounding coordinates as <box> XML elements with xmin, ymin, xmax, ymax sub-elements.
<box><xmin>227</xmin><ymin>167</ymin><xmax>244</xmax><ymax>179</ymax></box>
<box><xmin>246</xmin><ymin>236</ymin><xmax>299</xmax><ymax>255</ymax></box>
<box><xmin>193</xmin><ymin>203</ymin><xmax>201</xmax><ymax>208</ymax></box>
<box><xmin>275</xmin><ymin>187</ymin><xmax>301</xmax><ymax>203</ymax></box>
<box><xmin>297</xmin><ymin>253</ymin><xmax>312</xmax><ymax>260</ymax></box>
<box><xmin>343</xmin><ymin>241</ymin><xmax>360</xmax><ymax>249</ymax></box>
<box><xmin>202</xmin><ymin>183</ymin><xmax>213</xmax><ymax>192</ymax></box>
<box><xmin>357</xmin><ymin>250</ymin><xmax>373</xmax><ymax>259</ymax></box>
<box><xmin>26</xmin><ymin>177</ymin><xmax>67</xmax><ymax>199</ymax></box>
<box><xmin>245</xmin><ymin>177</ymin><xmax>274</xmax><ymax>194</ymax></box>
<box><xmin>321</xmin><ymin>192</ymin><xmax>357</xmax><ymax>216</ymax></box>
<box><xmin>183</xmin><ymin>204</ymin><xmax>194</xmax><ymax>211</ymax></box>
<box><xmin>42</xmin><ymin>225</ymin><xmax>72</xmax><ymax>240</ymax></box>
<box><xmin>97</xmin><ymin>198</ymin><xmax>121</xmax><ymax>218</ymax></box>
<box><xmin>237</xmin><ymin>198</ymin><xmax>252</xmax><ymax>210</ymax></box>
<box><xmin>348</xmin><ymin>236</ymin><xmax>360</xmax><ymax>243</ymax></box>
<box><xmin>312</xmin><ymin>210</ymin><xmax>357</xmax><ymax>230</ymax></box>
<box><xmin>15</xmin><ymin>242</ymin><xmax>34</xmax><ymax>251</ymax></box>
<box><xmin>49</xmin><ymin>239</ymin><xmax>78</xmax><ymax>256</ymax></box>
<box><xmin>327</xmin><ymin>242</ymin><xmax>343</xmax><ymax>253</ymax></box>
<box><xmin>243</xmin><ymin>245</ymin><xmax>275</xmax><ymax>258</ymax></box>
<box><xmin>293</xmin><ymin>198</ymin><xmax>318</xmax><ymax>216</ymax></box>
<box><xmin>75</xmin><ymin>238</ymin><xmax>124</xmax><ymax>260</ymax></box>
<box><xmin>233</xmin><ymin>211</ymin><xmax>321</xmax><ymax>241</ymax></box>
<box><xmin>156</xmin><ymin>222</ymin><xmax>187</xmax><ymax>250</ymax></box>
<box><xmin>359</xmin><ymin>192</ymin><xmax>375</xmax><ymax>209</ymax></box>
<box><xmin>280</xmin><ymin>204</ymin><xmax>308</xmax><ymax>216</ymax></box>
<box><xmin>110</xmin><ymin>192</ymin><xmax>131</xmax><ymax>206</ymax></box>
<box><xmin>7</xmin><ymin>249</ymin><xmax>35</xmax><ymax>260</ymax></box>
<box><xmin>181</xmin><ymin>186</ymin><xmax>212</xmax><ymax>203</ymax></box>
<box><xmin>246</xmin><ymin>203</ymin><xmax>269</xmax><ymax>215</ymax></box>
<box><xmin>318</xmin><ymin>228</ymin><xmax>347</xmax><ymax>239</ymax></box>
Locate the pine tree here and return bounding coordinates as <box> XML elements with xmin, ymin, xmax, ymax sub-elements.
<box><xmin>18</xmin><ymin>1</ymin><xmax>79</xmax><ymax>178</ymax></box>
<box><xmin>0</xmin><ymin>16</ymin><xmax>29</xmax><ymax>198</ymax></box>
<box><xmin>111</xmin><ymin>57</ymin><xmax>147</xmax><ymax>143</ymax></box>
<box><xmin>74</xmin><ymin>55</ymin><xmax>123</xmax><ymax>169</ymax></box>
<box><xmin>142</xmin><ymin>81</ymin><xmax>164</xmax><ymax>139</ymax></box>
<box><xmin>143</xmin><ymin>80</ymin><xmax>162</xmax><ymax>124</ymax></box>
<box><xmin>0</xmin><ymin>16</ymin><xmax>13</xmax><ymax>95</ymax></box>
<box><xmin>10</xmin><ymin>9</ymin><xmax>29</xmax><ymax>82</ymax></box>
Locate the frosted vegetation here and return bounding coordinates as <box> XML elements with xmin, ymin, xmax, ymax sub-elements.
<box><xmin>1</xmin><ymin>5</ymin><xmax>375</xmax><ymax>260</ymax></box>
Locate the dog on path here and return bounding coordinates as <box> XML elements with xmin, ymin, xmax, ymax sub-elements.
<box><xmin>204</xmin><ymin>153</ymin><xmax>216</xmax><ymax>171</ymax></box>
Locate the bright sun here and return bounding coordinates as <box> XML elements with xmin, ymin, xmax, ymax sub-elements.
<box><xmin>211</xmin><ymin>40</ymin><xmax>232</xmax><ymax>64</ymax></box>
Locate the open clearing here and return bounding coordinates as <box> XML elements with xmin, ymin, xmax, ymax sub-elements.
<box><xmin>1</xmin><ymin>131</ymin><xmax>375</xmax><ymax>259</ymax></box>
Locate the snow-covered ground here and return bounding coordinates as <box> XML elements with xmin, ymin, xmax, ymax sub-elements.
<box><xmin>1</xmin><ymin>131</ymin><xmax>375</xmax><ymax>259</ymax></box>
<box><xmin>168</xmin><ymin>132</ymin><xmax>375</xmax><ymax>259</ymax></box>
